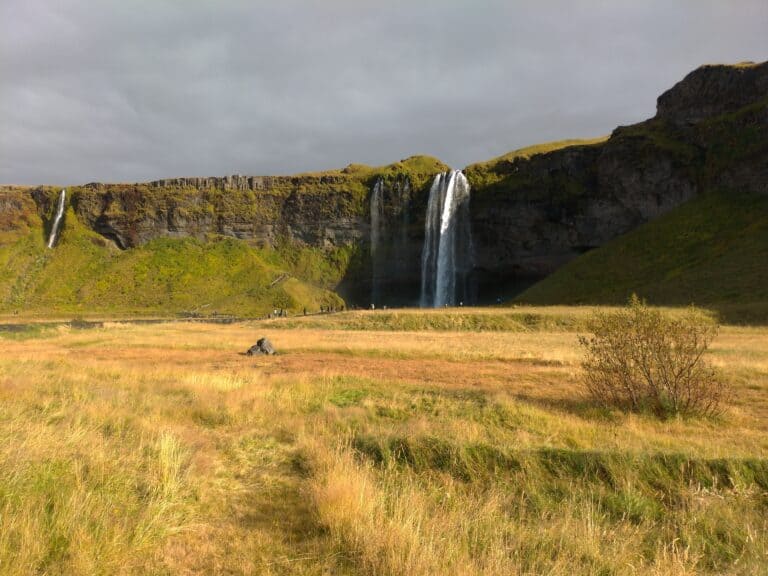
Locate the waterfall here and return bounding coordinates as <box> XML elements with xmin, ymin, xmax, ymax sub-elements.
<box><xmin>420</xmin><ymin>171</ymin><xmax>472</xmax><ymax>307</ymax></box>
<box><xmin>46</xmin><ymin>189</ymin><xmax>66</xmax><ymax>249</ymax></box>
<box><xmin>370</xmin><ymin>178</ymin><xmax>384</xmax><ymax>304</ymax></box>
<box><xmin>420</xmin><ymin>174</ymin><xmax>444</xmax><ymax>307</ymax></box>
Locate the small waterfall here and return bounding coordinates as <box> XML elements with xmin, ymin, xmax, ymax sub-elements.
<box><xmin>420</xmin><ymin>171</ymin><xmax>472</xmax><ymax>307</ymax></box>
<box><xmin>370</xmin><ymin>178</ymin><xmax>384</xmax><ymax>304</ymax></box>
<box><xmin>46</xmin><ymin>189</ymin><xmax>67</xmax><ymax>249</ymax></box>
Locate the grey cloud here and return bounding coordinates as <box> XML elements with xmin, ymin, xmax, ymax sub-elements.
<box><xmin>1</xmin><ymin>0</ymin><xmax>766</xmax><ymax>184</ymax></box>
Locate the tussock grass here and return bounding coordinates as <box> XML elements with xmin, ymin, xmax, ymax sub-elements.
<box><xmin>0</xmin><ymin>316</ymin><xmax>766</xmax><ymax>574</ymax></box>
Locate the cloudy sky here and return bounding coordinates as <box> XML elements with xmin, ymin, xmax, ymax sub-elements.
<box><xmin>1</xmin><ymin>1</ymin><xmax>766</xmax><ymax>185</ymax></box>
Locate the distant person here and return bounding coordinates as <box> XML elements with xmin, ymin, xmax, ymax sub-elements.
<box><xmin>370</xmin><ymin>303</ymin><xmax>375</xmax><ymax>310</ymax></box>
<box><xmin>303</xmin><ymin>307</ymin><xmax>307</xmax><ymax>316</ymax></box>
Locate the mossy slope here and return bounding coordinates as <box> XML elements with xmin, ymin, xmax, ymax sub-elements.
<box><xmin>516</xmin><ymin>189</ymin><xmax>768</xmax><ymax>322</ymax></box>
<box><xmin>0</xmin><ymin>206</ymin><xmax>343</xmax><ymax>317</ymax></box>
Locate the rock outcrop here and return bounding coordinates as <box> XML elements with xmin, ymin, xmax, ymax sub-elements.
<box><xmin>246</xmin><ymin>337</ymin><xmax>276</xmax><ymax>356</ymax></box>
<box><xmin>657</xmin><ymin>62</ymin><xmax>768</xmax><ymax>125</ymax></box>
<box><xmin>0</xmin><ymin>187</ymin><xmax>37</xmax><ymax>231</ymax></box>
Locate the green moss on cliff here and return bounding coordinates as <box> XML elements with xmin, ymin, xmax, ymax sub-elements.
<box><xmin>339</xmin><ymin>154</ymin><xmax>450</xmax><ymax>192</ymax></box>
<box><xmin>465</xmin><ymin>137</ymin><xmax>608</xmax><ymax>190</ymax></box>
<box><xmin>477</xmin><ymin>137</ymin><xmax>609</xmax><ymax>168</ymax></box>
<box><xmin>611</xmin><ymin>120</ymin><xmax>702</xmax><ymax>164</ymax></box>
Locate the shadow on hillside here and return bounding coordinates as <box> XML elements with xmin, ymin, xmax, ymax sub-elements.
<box><xmin>513</xmin><ymin>393</ymin><xmax>624</xmax><ymax>423</ymax></box>
<box><xmin>711</xmin><ymin>303</ymin><xmax>768</xmax><ymax>326</ymax></box>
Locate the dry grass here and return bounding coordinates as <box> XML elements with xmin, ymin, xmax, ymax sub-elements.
<box><xmin>0</xmin><ymin>310</ymin><xmax>766</xmax><ymax>574</ymax></box>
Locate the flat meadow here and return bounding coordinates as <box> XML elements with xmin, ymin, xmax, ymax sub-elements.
<box><xmin>0</xmin><ymin>307</ymin><xmax>766</xmax><ymax>575</ymax></box>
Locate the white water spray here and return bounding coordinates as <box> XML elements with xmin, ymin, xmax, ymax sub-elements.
<box><xmin>420</xmin><ymin>170</ymin><xmax>472</xmax><ymax>307</ymax></box>
<box><xmin>46</xmin><ymin>189</ymin><xmax>66</xmax><ymax>249</ymax></box>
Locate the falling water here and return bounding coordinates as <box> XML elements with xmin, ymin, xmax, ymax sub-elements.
<box><xmin>370</xmin><ymin>178</ymin><xmax>384</xmax><ymax>304</ymax></box>
<box><xmin>46</xmin><ymin>189</ymin><xmax>66</xmax><ymax>249</ymax></box>
<box><xmin>420</xmin><ymin>174</ymin><xmax>444</xmax><ymax>307</ymax></box>
<box><xmin>420</xmin><ymin>171</ymin><xmax>472</xmax><ymax>307</ymax></box>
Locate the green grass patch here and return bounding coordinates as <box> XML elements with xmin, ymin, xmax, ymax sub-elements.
<box><xmin>0</xmin><ymin>208</ymin><xmax>344</xmax><ymax>317</ymax></box>
<box><xmin>258</xmin><ymin>308</ymin><xmax>592</xmax><ymax>332</ymax></box>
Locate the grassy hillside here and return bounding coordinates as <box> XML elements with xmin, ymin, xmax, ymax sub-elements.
<box><xmin>517</xmin><ymin>190</ymin><xmax>768</xmax><ymax>323</ymax></box>
<box><xmin>0</xmin><ymin>205</ymin><xmax>343</xmax><ymax>317</ymax></box>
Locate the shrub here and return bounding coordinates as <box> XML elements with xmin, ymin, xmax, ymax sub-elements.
<box><xmin>578</xmin><ymin>296</ymin><xmax>728</xmax><ymax>417</ymax></box>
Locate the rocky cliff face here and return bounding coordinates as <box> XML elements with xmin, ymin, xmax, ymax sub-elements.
<box><xmin>0</xmin><ymin>187</ymin><xmax>37</xmax><ymax>232</ymax></box>
<box><xmin>657</xmin><ymin>62</ymin><xmax>768</xmax><ymax>125</ymax></box>
<box><xmin>465</xmin><ymin>60</ymin><xmax>767</xmax><ymax>299</ymax></box>
<box><xmin>45</xmin><ymin>175</ymin><xmax>364</xmax><ymax>251</ymax></box>
<box><xmin>7</xmin><ymin>61</ymin><xmax>767</xmax><ymax>306</ymax></box>
<box><xmin>22</xmin><ymin>157</ymin><xmax>447</xmax><ymax>305</ymax></box>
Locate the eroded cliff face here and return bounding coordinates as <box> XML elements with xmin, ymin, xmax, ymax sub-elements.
<box><xmin>58</xmin><ymin>176</ymin><xmax>365</xmax><ymax>250</ymax></box>
<box><xmin>21</xmin><ymin>157</ymin><xmax>447</xmax><ymax>305</ymax></box>
<box><xmin>9</xmin><ymin>61</ymin><xmax>768</xmax><ymax>305</ymax></box>
<box><xmin>657</xmin><ymin>62</ymin><xmax>768</xmax><ymax>125</ymax></box>
<box><xmin>466</xmin><ymin>60</ymin><xmax>768</xmax><ymax>298</ymax></box>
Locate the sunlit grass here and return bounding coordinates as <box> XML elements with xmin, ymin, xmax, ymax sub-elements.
<box><xmin>0</xmin><ymin>311</ymin><xmax>766</xmax><ymax>574</ymax></box>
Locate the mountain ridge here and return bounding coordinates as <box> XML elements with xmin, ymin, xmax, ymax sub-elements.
<box><xmin>1</xmin><ymin>60</ymin><xmax>766</xmax><ymax>314</ymax></box>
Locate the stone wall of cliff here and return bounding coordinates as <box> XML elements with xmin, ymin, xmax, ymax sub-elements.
<box><xmin>23</xmin><ymin>157</ymin><xmax>447</xmax><ymax>305</ymax></box>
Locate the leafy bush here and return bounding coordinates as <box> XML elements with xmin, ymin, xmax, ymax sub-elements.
<box><xmin>579</xmin><ymin>296</ymin><xmax>728</xmax><ymax>417</ymax></box>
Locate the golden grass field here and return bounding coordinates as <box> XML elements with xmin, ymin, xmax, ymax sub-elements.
<box><xmin>0</xmin><ymin>308</ymin><xmax>767</xmax><ymax>575</ymax></box>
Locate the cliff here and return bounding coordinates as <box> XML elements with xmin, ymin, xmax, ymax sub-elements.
<box><xmin>2</xmin><ymin>60</ymin><xmax>766</xmax><ymax>312</ymax></box>
<box><xmin>30</xmin><ymin>157</ymin><xmax>447</xmax><ymax>252</ymax></box>
<box><xmin>465</xmin><ymin>60</ymin><xmax>768</xmax><ymax>298</ymax></box>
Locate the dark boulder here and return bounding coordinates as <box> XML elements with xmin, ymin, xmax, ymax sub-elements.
<box><xmin>246</xmin><ymin>337</ymin><xmax>276</xmax><ymax>356</ymax></box>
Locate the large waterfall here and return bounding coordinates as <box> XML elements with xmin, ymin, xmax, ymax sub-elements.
<box><xmin>46</xmin><ymin>189</ymin><xmax>66</xmax><ymax>249</ymax></box>
<box><xmin>370</xmin><ymin>177</ymin><xmax>384</xmax><ymax>304</ymax></box>
<box><xmin>420</xmin><ymin>170</ymin><xmax>472</xmax><ymax>307</ymax></box>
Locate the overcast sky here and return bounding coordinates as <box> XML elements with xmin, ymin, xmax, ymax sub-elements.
<box><xmin>1</xmin><ymin>1</ymin><xmax>766</xmax><ymax>185</ymax></box>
